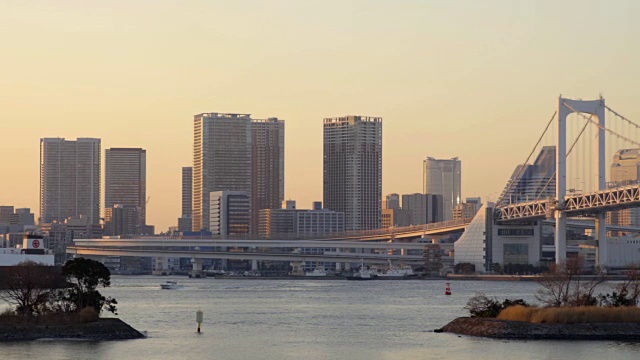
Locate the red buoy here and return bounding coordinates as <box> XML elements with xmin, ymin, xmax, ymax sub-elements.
<box><xmin>445</xmin><ymin>282</ymin><xmax>452</xmax><ymax>296</ymax></box>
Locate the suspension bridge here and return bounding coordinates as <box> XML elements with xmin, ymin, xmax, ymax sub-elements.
<box><xmin>68</xmin><ymin>96</ymin><xmax>640</xmax><ymax>270</ymax></box>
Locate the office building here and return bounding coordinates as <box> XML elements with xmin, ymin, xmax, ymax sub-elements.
<box><xmin>178</xmin><ymin>166</ymin><xmax>193</xmax><ymax>232</ymax></box>
<box><xmin>498</xmin><ymin>146</ymin><xmax>555</xmax><ymax>207</ymax></box>
<box><xmin>383</xmin><ymin>193</ymin><xmax>400</xmax><ymax>210</ymax></box>
<box><xmin>193</xmin><ymin>113</ymin><xmax>252</xmax><ymax>232</ymax></box>
<box><xmin>251</xmin><ymin>118</ymin><xmax>285</xmax><ymax>234</ymax></box>
<box><xmin>210</xmin><ymin>191</ymin><xmax>250</xmax><ymax>236</ymax></box>
<box><xmin>423</xmin><ymin>157</ymin><xmax>461</xmax><ymax>221</ymax></box>
<box><xmin>105</xmin><ymin>148</ymin><xmax>146</xmax><ymax>231</ymax></box>
<box><xmin>0</xmin><ymin>206</ymin><xmax>14</xmax><ymax>225</ymax></box>
<box><xmin>402</xmin><ymin>193</ymin><xmax>443</xmax><ymax>225</ymax></box>
<box><xmin>609</xmin><ymin>149</ymin><xmax>640</xmax><ymax>230</ymax></box>
<box><xmin>323</xmin><ymin>115</ymin><xmax>382</xmax><ymax>231</ymax></box>
<box><xmin>40</xmin><ymin>138</ymin><xmax>101</xmax><ymax>224</ymax></box>
<box><xmin>104</xmin><ymin>204</ymin><xmax>141</xmax><ymax>237</ymax></box>
<box><xmin>453</xmin><ymin>202</ymin><xmax>479</xmax><ymax>220</ymax></box>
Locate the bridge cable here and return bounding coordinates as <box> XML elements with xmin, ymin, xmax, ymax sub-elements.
<box><xmin>497</xmin><ymin>111</ymin><xmax>557</xmax><ymax>206</ymax></box>
<box><xmin>564</xmin><ymin>102</ymin><xmax>640</xmax><ymax>148</ymax></box>
<box><xmin>534</xmin><ymin>112</ymin><xmax>593</xmax><ymax>202</ymax></box>
<box><xmin>605</xmin><ymin>105</ymin><xmax>640</xmax><ymax>130</ymax></box>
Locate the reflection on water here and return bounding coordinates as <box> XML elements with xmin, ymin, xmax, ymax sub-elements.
<box><xmin>1</xmin><ymin>276</ymin><xmax>638</xmax><ymax>360</ymax></box>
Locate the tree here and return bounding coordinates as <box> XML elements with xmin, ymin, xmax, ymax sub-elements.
<box><xmin>598</xmin><ymin>265</ymin><xmax>640</xmax><ymax>307</ymax></box>
<box><xmin>0</xmin><ymin>261</ymin><xmax>66</xmax><ymax>315</ymax></box>
<box><xmin>59</xmin><ymin>258</ymin><xmax>118</xmax><ymax>315</ymax></box>
<box><xmin>535</xmin><ymin>256</ymin><xmax>605</xmax><ymax>307</ymax></box>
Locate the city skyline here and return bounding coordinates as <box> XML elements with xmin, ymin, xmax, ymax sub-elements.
<box><xmin>3</xmin><ymin>1</ymin><xmax>640</xmax><ymax>231</ymax></box>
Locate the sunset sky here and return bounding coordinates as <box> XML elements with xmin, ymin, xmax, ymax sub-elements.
<box><xmin>2</xmin><ymin>0</ymin><xmax>640</xmax><ymax>231</ymax></box>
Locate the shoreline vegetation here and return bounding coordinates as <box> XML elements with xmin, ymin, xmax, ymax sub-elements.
<box><xmin>0</xmin><ymin>259</ymin><xmax>143</xmax><ymax>342</ymax></box>
<box><xmin>439</xmin><ymin>258</ymin><xmax>640</xmax><ymax>340</ymax></box>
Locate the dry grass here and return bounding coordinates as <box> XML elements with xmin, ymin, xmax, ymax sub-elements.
<box><xmin>497</xmin><ymin>305</ymin><xmax>640</xmax><ymax>324</ymax></box>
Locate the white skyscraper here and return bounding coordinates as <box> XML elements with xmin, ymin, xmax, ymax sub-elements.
<box><xmin>40</xmin><ymin>138</ymin><xmax>101</xmax><ymax>225</ymax></box>
<box><xmin>423</xmin><ymin>157</ymin><xmax>461</xmax><ymax>221</ymax></box>
<box><xmin>323</xmin><ymin>115</ymin><xmax>382</xmax><ymax>231</ymax></box>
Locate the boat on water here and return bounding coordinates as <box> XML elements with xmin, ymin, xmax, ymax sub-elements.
<box><xmin>346</xmin><ymin>263</ymin><xmax>378</xmax><ymax>281</ymax></box>
<box><xmin>305</xmin><ymin>268</ymin><xmax>328</xmax><ymax>277</ymax></box>
<box><xmin>378</xmin><ymin>264</ymin><xmax>417</xmax><ymax>280</ymax></box>
<box><xmin>160</xmin><ymin>281</ymin><xmax>183</xmax><ymax>290</ymax></box>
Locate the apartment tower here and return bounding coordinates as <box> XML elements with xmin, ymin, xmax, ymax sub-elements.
<box><xmin>40</xmin><ymin>138</ymin><xmax>101</xmax><ymax>224</ymax></box>
<box><xmin>105</xmin><ymin>148</ymin><xmax>146</xmax><ymax>230</ymax></box>
<box><xmin>323</xmin><ymin>115</ymin><xmax>382</xmax><ymax>231</ymax></box>
<box><xmin>178</xmin><ymin>166</ymin><xmax>193</xmax><ymax>232</ymax></box>
<box><xmin>251</xmin><ymin>118</ymin><xmax>285</xmax><ymax>234</ymax></box>
<box><xmin>193</xmin><ymin>113</ymin><xmax>252</xmax><ymax>232</ymax></box>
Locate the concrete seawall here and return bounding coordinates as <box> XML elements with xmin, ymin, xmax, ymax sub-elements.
<box><xmin>0</xmin><ymin>318</ymin><xmax>145</xmax><ymax>342</ymax></box>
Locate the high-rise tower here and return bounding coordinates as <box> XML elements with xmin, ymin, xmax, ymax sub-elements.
<box><xmin>105</xmin><ymin>148</ymin><xmax>146</xmax><ymax>231</ymax></box>
<box><xmin>193</xmin><ymin>113</ymin><xmax>252</xmax><ymax>232</ymax></box>
<box><xmin>251</xmin><ymin>118</ymin><xmax>285</xmax><ymax>234</ymax></box>
<box><xmin>323</xmin><ymin>115</ymin><xmax>382</xmax><ymax>231</ymax></box>
<box><xmin>40</xmin><ymin>138</ymin><xmax>101</xmax><ymax>224</ymax></box>
<box><xmin>423</xmin><ymin>157</ymin><xmax>461</xmax><ymax>221</ymax></box>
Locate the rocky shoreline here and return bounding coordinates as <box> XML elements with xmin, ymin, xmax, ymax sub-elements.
<box><xmin>0</xmin><ymin>318</ymin><xmax>145</xmax><ymax>342</ymax></box>
<box><xmin>437</xmin><ymin>317</ymin><xmax>640</xmax><ymax>340</ymax></box>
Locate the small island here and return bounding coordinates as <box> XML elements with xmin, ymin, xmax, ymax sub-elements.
<box><xmin>0</xmin><ymin>258</ymin><xmax>144</xmax><ymax>341</ymax></box>
<box><xmin>438</xmin><ymin>258</ymin><xmax>640</xmax><ymax>340</ymax></box>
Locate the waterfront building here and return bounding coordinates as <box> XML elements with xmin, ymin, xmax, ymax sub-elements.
<box><xmin>40</xmin><ymin>138</ymin><xmax>101</xmax><ymax>225</ymax></box>
<box><xmin>608</xmin><ymin>149</ymin><xmax>640</xmax><ymax>232</ymax></box>
<box><xmin>178</xmin><ymin>166</ymin><xmax>193</xmax><ymax>232</ymax></box>
<box><xmin>210</xmin><ymin>191</ymin><xmax>250</xmax><ymax>236</ymax></box>
<box><xmin>251</xmin><ymin>118</ymin><xmax>285</xmax><ymax>234</ymax></box>
<box><xmin>498</xmin><ymin>146</ymin><xmax>555</xmax><ymax>207</ymax></box>
<box><xmin>423</xmin><ymin>157</ymin><xmax>461</xmax><ymax>221</ymax></box>
<box><xmin>105</xmin><ymin>148</ymin><xmax>146</xmax><ymax>231</ymax></box>
<box><xmin>193</xmin><ymin>113</ymin><xmax>252</xmax><ymax>232</ymax></box>
<box><xmin>259</xmin><ymin>201</ymin><xmax>345</xmax><ymax>237</ymax></box>
<box><xmin>454</xmin><ymin>202</ymin><xmax>543</xmax><ymax>272</ymax></box>
<box><xmin>323</xmin><ymin>115</ymin><xmax>382</xmax><ymax>231</ymax></box>
<box><xmin>402</xmin><ymin>193</ymin><xmax>443</xmax><ymax>225</ymax></box>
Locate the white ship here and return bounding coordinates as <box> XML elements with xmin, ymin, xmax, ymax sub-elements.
<box><xmin>378</xmin><ymin>263</ymin><xmax>417</xmax><ymax>279</ymax></box>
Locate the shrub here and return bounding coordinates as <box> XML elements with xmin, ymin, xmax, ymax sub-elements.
<box><xmin>465</xmin><ymin>293</ymin><xmax>530</xmax><ymax>318</ymax></box>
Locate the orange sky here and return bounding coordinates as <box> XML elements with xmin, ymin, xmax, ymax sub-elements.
<box><xmin>2</xmin><ymin>1</ymin><xmax>640</xmax><ymax>231</ymax></box>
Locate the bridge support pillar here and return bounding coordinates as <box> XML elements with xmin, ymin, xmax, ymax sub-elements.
<box><xmin>189</xmin><ymin>258</ymin><xmax>205</xmax><ymax>278</ymax></box>
<box><xmin>596</xmin><ymin>214</ymin><xmax>607</xmax><ymax>267</ymax></box>
<box><xmin>555</xmin><ymin>211</ymin><xmax>566</xmax><ymax>264</ymax></box>
<box><xmin>252</xmin><ymin>259</ymin><xmax>258</xmax><ymax>271</ymax></box>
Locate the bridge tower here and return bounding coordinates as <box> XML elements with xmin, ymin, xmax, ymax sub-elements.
<box><xmin>556</xmin><ymin>97</ymin><xmax>607</xmax><ymax>266</ymax></box>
